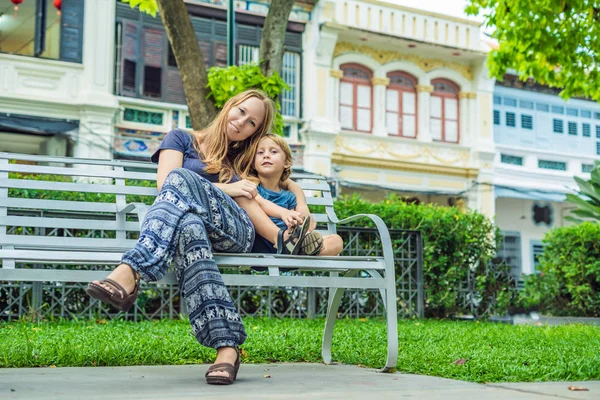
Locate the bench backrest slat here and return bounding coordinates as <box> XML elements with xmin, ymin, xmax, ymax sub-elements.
<box><xmin>0</xmin><ymin>163</ymin><xmax>158</xmax><ymax>181</ymax></box>
<box><xmin>1</xmin><ymin>179</ymin><xmax>158</xmax><ymax>196</ymax></box>
<box><xmin>0</xmin><ymin>198</ymin><xmax>118</xmax><ymax>213</ymax></box>
<box><xmin>1</xmin><ymin>215</ymin><xmax>139</xmax><ymax>231</ymax></box>
<box><xmin>0</xmin><ymin>234</ymin><xmax>138</xmax><ymax>251</ymax></box>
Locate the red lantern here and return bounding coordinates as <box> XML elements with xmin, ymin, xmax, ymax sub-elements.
<box><xmin>53</xmin><ymin>0</ymin><xmax>62</xmax><ymax>16</ymax></box>
<box><xmin>11</xmin><ymin>0</ymin><xmax>23</xmax><ymax>19</ymax></box>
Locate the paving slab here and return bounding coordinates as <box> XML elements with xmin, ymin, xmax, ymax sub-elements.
<box><xmin>0</xmin><ymin>363</ymin><xmax>598</xmax><ymax>400</ymax></box>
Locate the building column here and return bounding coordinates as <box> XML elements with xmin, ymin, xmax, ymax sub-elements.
<box><xmin>73</xmin><ymin>109</ymin><xmax>115</xmax><ymax>160</ymax></box>
<box><xmin>458</xmin><ymin>92</ymin><xmax>470</xmax><ymax>146</ymax></box>
<box><xmin>416</xmin><ymin>84</ymin><xmax>433</xmax><ymax>142</ymax></box>
<box><xmin>74</xmin><ymin>0</ymin><xmax>119</xmax><ymax>160</ymax></box>
<box><xmin>303</xmin><ymin>68</ymin><xmax>340</xmax><ymax>176</ymax></box>
<box><xmin>371</xmin><ymin>77</ymin><xmax>389</xmax><ymax>137</ymax></box>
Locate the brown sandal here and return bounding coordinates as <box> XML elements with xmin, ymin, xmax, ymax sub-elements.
<box><xmin>86</xmin><ymin>266</ymin><xmax>140</xmax><ymax>312</ymax></box>
<box><xmin>205</xmin><ymin>347</ymin><xmax>241</xmax><ymax>385</ymax></box>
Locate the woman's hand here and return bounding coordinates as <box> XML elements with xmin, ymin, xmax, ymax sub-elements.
<box><xmin>218</xmin><ymin>180</ymin><xmax>258</xmax><ymax>199</ymax></box>
<box><xmin>279</xmin><ymin>209</ymin><xmax>304</xmax><ymax>229</ymax></box>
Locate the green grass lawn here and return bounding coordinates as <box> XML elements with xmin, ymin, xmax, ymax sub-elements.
<box><xmin>1</xmin><ymin>317</ymin><xmax>599</xmax><ymax>383</ymax></box>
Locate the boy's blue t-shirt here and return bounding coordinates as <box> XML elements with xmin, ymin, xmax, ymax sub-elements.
<box><xmin>151</xmin><ymin>129</ymin><xmax>238</xmax><ymax>183</ymax></box>
<box><xmin>257</xmin><ymin>184</ymin><xmax>297</xmax><ymax>230</ymax></box>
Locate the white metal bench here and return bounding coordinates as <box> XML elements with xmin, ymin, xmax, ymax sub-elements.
<box><xmin>0</xmin><ymin>152</ymin><xmax>398</xmax><ymax>372</ymax></box>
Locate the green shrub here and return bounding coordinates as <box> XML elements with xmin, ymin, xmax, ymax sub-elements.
<box><xmin>333</xmin><ymin>194</ymin><xmax>512</xmax><ymax>318</ymax></box>
<box><xmin>520</xmin><ymin>222</ymin><xmax>600</xmax><ymax>317</ymax></box>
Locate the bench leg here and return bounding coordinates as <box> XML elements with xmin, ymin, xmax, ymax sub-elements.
<box><xmin>321</xmin><ymin>270</ymin><xmax>358</xmax><ymax>365</ymax></box>
<box><xmin>383</xmin><ymin>274</ymin><xmax>399</xmax><ymax>372</ymax></box>
<box><xmin>365</xmin><ymin>269</ymin><xmax>398</xmax><ymax>373</ymax></box>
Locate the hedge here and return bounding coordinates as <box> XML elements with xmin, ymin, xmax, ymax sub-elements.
<box><xmin>520</xmin><ymin>222</ymin><xmax>600</xmax><ymax>317</ymax></box>
<box><xmin>333</xmin><ymin>194</ymin><xmax>512</xmax><ymax>318</ymax></box>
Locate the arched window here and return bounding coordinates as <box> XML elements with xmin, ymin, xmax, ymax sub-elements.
<box><xmin>386</xmin><ymin>71</ymin><xmax>418</xmax><ymax>138</ymax></box>
<box><xmin>430</xmin><ymin>79</ymin><xmax>459</xmax><ymax>143</ymax></box>
<box><xmin>339</xmin><ymin>64</ymin><xmax>373</xmax><ymax>133</ymax></box>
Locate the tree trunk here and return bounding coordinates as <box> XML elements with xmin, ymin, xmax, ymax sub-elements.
<box><xmin>156</xmin><ymin>0</ymin><xmax>216</xmax><ymax>130</ymax></box>
<box><xmin>259</xmin><ymin>0</ymin><xmax>296</xmax><ymax>78</ymax></box>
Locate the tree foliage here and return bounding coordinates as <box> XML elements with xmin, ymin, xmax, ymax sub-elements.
<box><xmin>566</xmin><ymin>160</ymin><xmax>600</xmax><ymax>223</ymax></box>
<box><xmin>121</xmin><ymin>0</ymin><xmax>158</xmax><ymax>17</ymax></box>
<box><xmin>466</xmin><ymin>0</ymin><xmax>600</xmax><ymax>101</ymax></box>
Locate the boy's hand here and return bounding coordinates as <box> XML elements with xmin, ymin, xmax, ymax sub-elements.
<box><xmin>296</xmin><ymin>206</ymin><xmax>317</xmax><ymax>232</ymax></box>
<box><xmin>280</xmin><ymin>209</ymin><xmax>304</xmax><ymax>229</ymax></box>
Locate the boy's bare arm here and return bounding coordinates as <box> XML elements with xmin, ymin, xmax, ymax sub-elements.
<box><xmin>256</xmin><ymin>194</ymin><xmax>303</xmax><ymax>228</ymax></box>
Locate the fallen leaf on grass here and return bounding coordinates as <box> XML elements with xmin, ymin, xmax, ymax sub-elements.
<box><xmin>568</xmin><ymin>386</ymin><xmax>589</xmax><ymax>391</ymax></box>
<box><xmin>95</xmin><ymin>319</ymin><xmax>107</xmax><ymax>325</ymax></box>
<box><xmin>264</xmin><ymin>374</ymin><xmax>271</xmax><ymax>378</ymax></box>
<box><xmin>240</xmin><ymin>349</ymin><xmax>248</xmax><ymax>358</ymax></box>
<box><xmin>453</xmin><ymin>358</ymin><xmax>468</xmax><ymax>365</ymax></box>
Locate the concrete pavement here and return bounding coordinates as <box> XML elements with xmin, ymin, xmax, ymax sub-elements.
<box><xmin>1</xmin><ymin>363</ymin><xmax>598</xmax><ymax>400</ymax></box>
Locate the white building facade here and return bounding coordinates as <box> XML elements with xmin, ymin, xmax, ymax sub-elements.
<box><xmin>0</xmin><ymin>0</ymin><xmax>118</xmax><ymax>160</ymax></box>
<box><xmin>492</xmin><ymin>76</ymin><xmax>600</xmax><ymax>278</ymax></box>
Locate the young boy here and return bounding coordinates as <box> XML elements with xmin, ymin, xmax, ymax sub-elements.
<box><xmin>252</xmin><ymin>134</ymin><xmax>343</xmax><ymax>256</ymax></box>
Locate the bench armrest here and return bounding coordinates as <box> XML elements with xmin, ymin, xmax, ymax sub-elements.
<box><xmin>336</xmin><ymin>214</ymin><xmax>395</xmax><ymax>275</ymax></box>
<box><xmin>116</xmin><ymin>202</ymin><xmax>149</xmax><ymax>230</ymax></box>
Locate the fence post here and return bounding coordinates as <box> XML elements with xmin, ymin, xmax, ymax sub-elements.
<box><xmin>416</xmin><ymin>232</ymin><xmax>425</xmax><ymax>318</ymax></box>
<box><xmin>31</xmin><ymin>281</ymin><xmax>43</xmax><ymax>319</ymax></box>
<box><xmin>307</xmin><ymin>287</ymin><xmax>316</xmax><ymax>318</ymax></box>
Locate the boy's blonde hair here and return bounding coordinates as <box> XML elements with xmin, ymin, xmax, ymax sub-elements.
<box><xmin>252</xmin><ymin>133</ymin><xmax>293</xmax><ymax>183</ymax></box>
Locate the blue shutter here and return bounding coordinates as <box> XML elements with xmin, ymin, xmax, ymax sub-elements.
<box><xmin>60</xmin><ymin>0</ymin><xmax>85</xmax><ymax>63</ymax></box>
<box><xmin>120</xmin><ymin>21</ymin><xmax>140</xmax><ymax>96</ymax></box>
<box><xmin>34</xmin><ymin>0</ymin><xmax>47</xmax><ymax>57</ymax></box>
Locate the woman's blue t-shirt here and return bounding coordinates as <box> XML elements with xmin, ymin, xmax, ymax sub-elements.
<box><xmin>151</xmin><ymin>129</ymin><xmax>238</xmax><ymax>183</ymax></box>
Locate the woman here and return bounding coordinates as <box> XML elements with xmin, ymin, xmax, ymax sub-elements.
<box><xmin>87</xmin><ymin>89</ymin><xmax>312</xmax><ymax>385</ymax></box>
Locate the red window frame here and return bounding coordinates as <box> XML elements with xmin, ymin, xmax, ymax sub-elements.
<box><xmin>339</xmin><ymin>63</ymin><xmax>373</xmax><ymax>133</ymax></box>
<box><xmin>431</xmin><ymin>78</ymin><xmax>460</xmax><ymax>143</ymax></box>
<box><xmin>386</xmin><ymin>71</ymin><xmax>418</xmax><ymax>138</ymax></box>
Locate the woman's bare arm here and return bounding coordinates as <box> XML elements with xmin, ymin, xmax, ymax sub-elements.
<box><xmin>156</xmin><ymin>149</ymin><xmax>184</xmax><ymax>191</ymax></box>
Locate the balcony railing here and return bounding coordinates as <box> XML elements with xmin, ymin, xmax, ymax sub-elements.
<box><xmin>330</xmin><ymin>0</ymin><xmax>481</xmax><ymax>51</ymax></box>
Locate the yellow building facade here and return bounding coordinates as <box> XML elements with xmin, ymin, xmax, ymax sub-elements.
<box><xmin>301</xmin><ymin>0</ymin><xmax>496</xmax><ymax>216</ymax></box>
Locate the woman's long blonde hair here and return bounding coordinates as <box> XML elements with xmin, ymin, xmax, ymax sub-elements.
<box><xmin>192</xmin><ymin>89</ymin><xmax>275</xmax><ymax>183</ymax></box>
